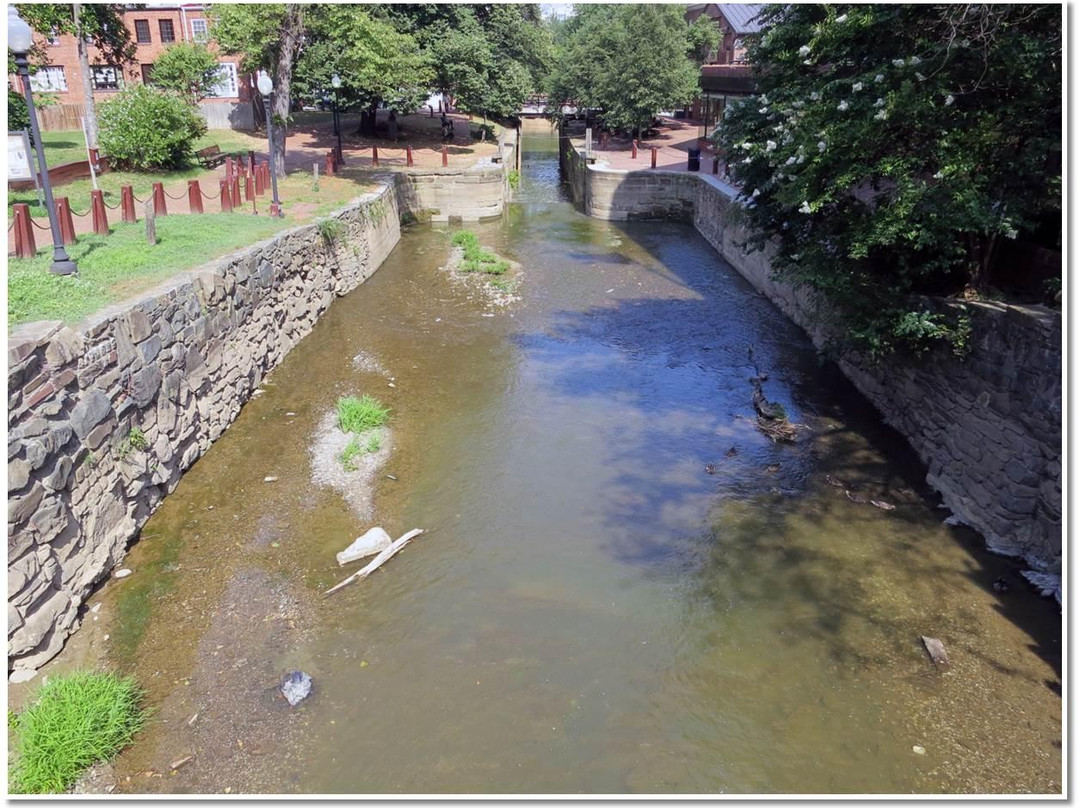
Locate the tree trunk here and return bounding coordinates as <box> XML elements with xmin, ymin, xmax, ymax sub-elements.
<box><xmin>270</xmin><ymin>3</ymin><xmax>303</xmax><ymax>178</ymax></box>
<box><xmin>73</xmin><ymin>3</ymin><xmax>98</xmax><ymax>149</ymax></box>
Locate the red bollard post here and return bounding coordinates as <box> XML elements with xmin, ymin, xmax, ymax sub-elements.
<box><xmin>632</xmin><ymin>140</ymin><xmax>638</xmax><ymax>159</ymax></box>
<box><xmin>220</xmin><ymin>179</ymin><xmax>232</xmax><ymax>213</ymax></box>
<box><xmin>245</xmin><ymin>173</ymin><xmax>255</xmax><ymax>202</ymax></box>
<box><xmin>406</xmin><ymin>146</ymin><xmax>413</xmax><ymax>167</ymax></box>
<box><xmin>325</xmin><ymin>151</ymin><xmax>335</xmax><ymax>177</ymax></box>
<box><xmin>442</xmin><ymin>145</ymin><xmax>448</xmax><ymax>167</ymax></box>
<box><xmin>254</xmin><ymin>164</ymin><xmax>264</xmax><ymax>196</ymax></box>
<box><xmin>12</xmin><ymin>204</ymin><xmax>36</xmax><ymax>258</ymax></box>
<box><xmin>601</xmin><ymin>131</ymin><xmax>609</xmax><ymax>150</ymax></box>
<box><xmin>225</xmin><ymin>155</ymin><xmax>234</xmax><ymax>180</ymax></box>
<box><xmin>230</xmin><ymin>176</ymin><xmax>241</xmax><ymax>208</ymax></box>
<box><xmin>152</xmin><ymin>182</ymin><xmax>167</xmax><ymax>215</ymax></box>
<box><xmin>90</xmin><ymin>189</ymin><xmax>109</xmax><ymax>235</ymax></box>
<box><xmin>55</xmin><ymin>197</ymin><xmax>77</xmax><ymax>246</ymax></box>
<box><xmin>372</xmin><ymin>146</ymin><xmax>379</xmax><ymax>167</ymax></box>
<box><xmin>188</xmin><ymin>180</ymin><xmax>203</xmax><ymax>214</ymax></box>
<box><xmin>651</xmin><ymin>147</ymin><xmax>658</xmax><ymax>169</ymax></box>
<box><xmin>88</xmin><ymin>147</ymin><xmax>100</xmax><ymax>170</ymax></box>
<box><xmin>120</xmin><ymin>185</ymin><xmax>136</xmax><ymax>223</ymax></box>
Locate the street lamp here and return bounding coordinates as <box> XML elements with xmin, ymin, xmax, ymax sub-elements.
<box><xmin>257</xmin><ymin>70</ymin><xmax>283</xmax><ymax>217</ymax></box>
<box><xmin>9</xmin><ymin>8</ymin><xmax>77</xmax><ymax>275</ymax></box>
<box><xmin>331</xmin><ymin>73</ymin><xmax>343</xmax><ymax>162</ymax></box>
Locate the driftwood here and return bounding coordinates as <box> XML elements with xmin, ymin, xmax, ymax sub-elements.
<box><xmin>324</xmin><ymin>528</ymin><xmax>425</xmax><ymax>596</ymax></box>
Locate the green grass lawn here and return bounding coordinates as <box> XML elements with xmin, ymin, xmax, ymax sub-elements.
<box><xmin>9</xmin><ymin>169</ymin><xmax>376</xmax><ymax>328</ymax></box>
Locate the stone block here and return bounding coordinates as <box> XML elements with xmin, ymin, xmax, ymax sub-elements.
<box><xmin>8</xmin><ymin>321</ymin><xmax>61</xmax><ymax>366</ymax></box>
<box><xmin>131</xmin><ymin>365</ymin><xmax>163</xmax><ymax>409</ymax></box>
<box><xmin>44</xmin><ymin>327</ymin><xmax>84</xmax><ymax>368</ymax></box>
<box><xmin>138</xmin><ymin>334</ymin><xmax>162</xmax><ymax>365</ymax></box>
<box><xmin>70</xmin><ymin>389</ymin><xmax>114</xmax><ymax>440</ymax></box>
<box><xmin>9</xmin><ymin>482</ymin><xmax>44</xmax><ymax>526</ymax></box>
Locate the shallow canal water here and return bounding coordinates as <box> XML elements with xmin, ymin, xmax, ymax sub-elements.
<box><xmin>87</xmin><ymin>125</ymin><xmax>1060</xmax><ymax>794</ymax></box>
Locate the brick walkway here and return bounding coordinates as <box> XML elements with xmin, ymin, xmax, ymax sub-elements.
<box><xmin>573</xmin><ymin>116</ymin><xmax>731</xmax><ymax>176</ymax></box>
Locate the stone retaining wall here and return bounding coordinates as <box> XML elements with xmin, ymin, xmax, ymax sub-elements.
<box><xmin>561</xmin><ymin>131</ymin><xmax>1062</xmax><ymax>583</ymax></box>
<box><xmin>7</xmin><ymin>182</ymin><xmax>402</xmax><ymax>676</ymax></box>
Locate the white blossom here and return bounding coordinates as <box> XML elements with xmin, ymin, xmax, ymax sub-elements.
<box><xmin>835</xmin><ymin>13</ymin><xmax>847</xmax><ymax>23</ymax></box>
<box><xmin>810</xmin><ymin>91</ymin><xmax>821</xmax><ymax>101</ymax></box>
<box><xmin>803</xmin><ymin>59</ymin><xmax>813</xmax><ymax>65</ymax></box>
<box><xmin>796</xmin><ymin>154</ymin><xmax>805</xmax><ymax>164</ymax></box>
<box><xmin>892</xmin><ymin>58</ymin><xmax>906</xmax><ymax>67</ymax></box>
<box><xmin>785</xmin><ymin>156</ymin><xmax>796</xmax><ymax>166</ymax></box>
<box><xmin>799</xmin><ymin>45</ymin><xmax>812</xmax><ymax>56</ymax></box>
<box><xmin>852</xmin><ymin>82</ymin><xmax>863</xmax><ymax>92</ymax></box>
<box><xmin>944</xmin><ymin>94</ymin><xmax>955</xmax><ymax>106</ymax></box>
<box><xmin>818</xmin><ymin>140</ymin><xmax>827</xmax><ymax>152</ymax></box>
<box><xmin>759</xmin><ymin>106</ymin><xmax>769</xmax><ymax>114</ymax></box>
<box><xmin>874</xmin><ymin>109</ymin><xmax>887</xmax><ymax>120</ymax></box>
<box><xmin>799</xmin><ymin>201</ymin><xmax>813</xmax><ymax>214</ymax></box>
<box><xmin>933</xmin><ymin>171</ymin><xmax>944</xmax><ymax>179</ymax></box>
<box><xmin>875</xmin><ymin>73</ymin><xmax>885</xmax><ymax>83</ymax></box>
<box><xmin>751</xmin><ymin>188</ymin><xmax>760</xmax><ymax>198</ymax></box>
<box><xmin>837</xmin><ymin>100</ymin><xmax>849</xmax><ymax>111</ymax></box>
<box><xmin>874</xmin><ymin>97</ymin><xmax>885</xmax><ymax>108</ymax></box>
<box><xmin>916</xmin><ymin>72</ymin><xmax>926</xmax><ymax>82</ymax></box>
<box><xmin>742</xmin><ymin>157</ymin><xmax>753</xmax><ymax>164</ymax></box>
<box><xmin>766</xmin><ymin>140</ymin><xmax>777</xmax><ymax>152</ymax></box>
<box><xmin>909</xmin><ymin>56</ymin><xmax>922</xmax><ymax>65</ymax></box>
<box><xmin>1004</xmin><ymin>228</ymin><xmax>1019</xmax><ymax>239</ymax></box>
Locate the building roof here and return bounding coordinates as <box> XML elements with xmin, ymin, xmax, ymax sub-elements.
<box><xmin>716</xmin><ymin>4</ymin><xmax>765</xmax><ymax>34</ymax></box>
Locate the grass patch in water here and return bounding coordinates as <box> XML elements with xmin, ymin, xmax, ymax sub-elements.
<box><xmin>489</xmin><ymin>277</ymin><xmax>515</xmax><ymax>292</ymax></box>
<box><xmin>8</xmin><ymin>671</ymin><xmax>146</xmax><ymax>794</ymax></box>
<box><xmin>336</xmin><ymin>395</ymin><xmax>391</xmax><ymax>434</ymax></box>
<box><xmin>451</xmin><ymin>230</ymin><xmax>510</xmax><ymax>275</ymax></box>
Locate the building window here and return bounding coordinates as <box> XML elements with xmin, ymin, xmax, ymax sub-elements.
<box><xmin>134</xmin><ymin>19</ymin><xmax>151</xmax><ymax>44</ymax></box>
<box><xmin>159</xmin><ymin>19</ymin><xmax>176</xmax><ymax>43</ymax></box>
<box><xmin>29</xmin><ymin>66</ymin><xmax>67</xmax><ymax>93</ymax></box>
<box><xmin>47</xmin><ymin>27</ymin><xmax>62</xmax><ymax>46</ymax></box>
<box><xmin>206</xmin><ymin>62</ymin><xmax>238</xmax><ymax>98</ymax></box>
<box><xmin>190</xmin><ymin>18</ymin><xmax>208</xmax><ymax>42</ymax></box>
<box><xmin>141</xmin><ymin>64</ymin><xmax>155</xmax><ymax>86</ymax></box>
<box><xmin>91</xmin><ymin>65</ymin><xmax>123</xmax><ymax>91</ymax></box>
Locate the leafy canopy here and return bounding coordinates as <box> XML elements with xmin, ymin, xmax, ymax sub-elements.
<box><xmin>548</xmin><ymin>5</ymin><xmax>701</xmax><ymax>134</ymax></box>
<box><xmin>98</xmin><ymin>84</ymin><xmax>207</xmax><ymax>170</ymax></box>
<box><xmin>150</xmin><ymin>43</ymin><xmax>222</xmax><ymax>104</ymax></box>
<box><xmin>713</xmin><ymin>4</ymin><xmax>1061</xmax><ymax>358</ymax></box>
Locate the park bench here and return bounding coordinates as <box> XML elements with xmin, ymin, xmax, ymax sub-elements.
<box><xmin>195</xmin><ymin>145</ymin><xmax>227</xmax><ymax>169</ymax></box>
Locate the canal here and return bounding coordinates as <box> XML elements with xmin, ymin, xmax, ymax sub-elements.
<box><xmin>84</xmin><ymin>124</ymin><xmax>1060</xmax><ymax>794</ymax></box>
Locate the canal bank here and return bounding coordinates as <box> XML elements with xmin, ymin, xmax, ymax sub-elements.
<box><xmin>10</xmin><ymin>125</ymin><xmax>1060</xmax><ymax>795</ymax></box>
<box><xmin>559</xmin><ymin>126</ymin><xmax>1062</xmax><ymax>596</ymax></box>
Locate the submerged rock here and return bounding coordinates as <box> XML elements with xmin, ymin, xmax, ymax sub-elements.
<box><xmin>280</xmin><ymin>671</ymin><xmax>313</xmax><ymax>707</ymax></box>
<box><xmin>337</xmin><ymin>526</ymin><xmax>392</xmax><ymax>566</ymax></box>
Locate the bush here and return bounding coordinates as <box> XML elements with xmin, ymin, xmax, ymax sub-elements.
<box><xmin>98</xmin><ymin>84</ymin><xmax>207</xmax><ymax>170</ymax></box>
<box><xmin>9</xmin><ymin>86</ymin><xmax>30</xmax><ymax>138</ymax></box>
<box><xmin>9</xmin><ymin>671</ymin><xmax>146</xmax><ymax>794</ymax></box>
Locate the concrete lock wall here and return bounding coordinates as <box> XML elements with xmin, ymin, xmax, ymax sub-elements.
<box><xmin>560</xmin><ymin>132</ymin><xmax>1062</xmax><ymax>583</ymax></box>
<box><xmin>7</xmin><ymin>183</ymin><xmax>402</xmax><ymax>675</ymax></box>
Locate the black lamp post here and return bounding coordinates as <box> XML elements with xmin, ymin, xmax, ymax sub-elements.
<box><xmin>257</xmin><ymin>70</ymin><xmax>283</xmax><ymax>217</ymax></box>
<box><xmin>9</xmin><ymin>8</ymin><xmax>77</xmax><ymax>275</ymax></box>
<box><xmin>331</xmin><ymin>73</ymin><xmax>343</xmax><ymax>162</ymax></box>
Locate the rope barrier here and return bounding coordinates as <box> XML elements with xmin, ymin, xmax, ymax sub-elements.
<box><xmin>30</xmin><ymin>218</ymin><xmax>52</xmax><ymax>231</ymax></box>
<box><xmin>102</xmin><ymin>200</ymin><xmax>122</xmax><ymax>210</ymax></box>
<box><xmin>132</xmin><ymin>193</ymin><xmax>149</xmax><ymax>204</ymax></box>
<box><xmin>200</xmin><ymin>189</ymin><xmax>218</xmax><ymax>200</ymax></box>
<box><xmin>163</xmin><ymin>188</ymin><xmax>187</xmax><ymax>201</ymax></box>
<box><xmin>69</xmin><ymin>206</ymin><xmax>92</xmax><ymax>218</ymax></box>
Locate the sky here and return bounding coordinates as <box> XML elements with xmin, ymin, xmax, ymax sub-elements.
<box><xmin>540</xmin><ymin>3</ymin><xmax>576</xmax><ymax>20</ymax></box>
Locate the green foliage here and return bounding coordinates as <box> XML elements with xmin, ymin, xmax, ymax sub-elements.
<box><xmin>507</xmin><ymin>169</ymin><xmax>521</xmax><ymax>189</ymax></box>
<box><xmin>713</xmin><ymin>4</ymin><xmax>1061</xmax><ymax>358</ymax></box>
<box><xmin>364</xmin><ymin>432</ymin><xmax>382</xmax><ymax>454</ymax></box>
<box><xmin>316</xmin><ymin>217</ymin><xmax>344</xmax><ymax>246</ymax></box>
<box><xmin>150</xmin><ymin>43</ymin><xmax>222</xmax><ymax>104</ymax></box>
<box><xmin>9</xmin><ymin>87</ymin><xmax>30</xmax><ymax>138</ymax></box>
<box><xmin>206</xmin><ymin>3</ymin><xmax>294</xmax><ymax>74</ymax></box>
<box><xmin>687</xmin><ymin>13</ymin><xmax>722</xmax><ymax>63</ymax></box>
<box><xmin>336</xmin><ymin>395</ymin><xmax>391</xmax><ymax>434</ymax></box>
<box><xmin>8</xmin><ymin>671</ymin><xmax>145</xmax><ymax>794</ymax></box>
<box><xmin>548</xmin><ymin>5</ymin><xmax>700</xmax><ymax>134</ymax></box>
<box><xmin>17</xmin><ymin>4</ymin><xmax>135</xmax><ymax>66</ymax></box>
<box><xmin>340</xmin><ymin>435</ymin><xmax>363</xmax><ymax>471</ymax></box>
<box><xmin>489</xmin><ymin>277</ymin><xmax>515</xmax><ymax>292</ymax></box>
<box><xmin>98</xmin><ymin>85</ymin><xmax>207</xmax><ymax>171</ymax></box>
<box><xmin>451</xmin><ymin>230</ymin><xmax>511</xmax><ymax>275</ymax></box>
<box><xmin>127</xmin><ymin>427</ymin><xmax>149</xmax><ymax>452</ymax></box>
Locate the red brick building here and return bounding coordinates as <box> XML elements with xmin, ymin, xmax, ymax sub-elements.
<box><xmin>10</xmin><ymin>4</ymin><xmax>255</xmax><ymax>131</ymax></box>
<box><xmin>685</xmin><ymin>4</ymin><xmax>764</xmax><ymax>136</ymax></box>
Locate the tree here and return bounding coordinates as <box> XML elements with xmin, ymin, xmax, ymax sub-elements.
<box><xmin>712</xmin><ymin>4</ymin><xmax>1061</xmax><ymax>358</ymax></box>
<box><xmin>548</xmin><ymin>5</ymin><xmax>700</xmax><ymax>135</ymax></box>
<box><xmin>210</xmin><ymin>3</ymin><xmax>305</xmax><ymax>177</ymax></box>
<box><xmin>98</xmin><ymin>84</ymin><xmax>207</xmax><ymax>170</ymax></box>
<box><xmin>295</xmin><ymin>4</ymin><xmax>431</xmax><ymax>135</ymax></box>
<box><xmin>150</xmin><ymin>43</ymin><xmax>221</xmax><ymax>104</ymax></box>
<box><xmin>16</xmin><ymin>3</ymin><xmax>135</xmax><ymax>149</ymax></box>
<box><xmin>687</xmin><ymin>14</ymin><xmax>722</xmax><ymax>64</ymax></box>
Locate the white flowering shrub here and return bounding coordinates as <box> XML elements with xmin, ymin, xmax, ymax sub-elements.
<box><xmin>99</xmin><ymin>84</ymin><xmax>208</xmax><ymax>171</ymax></box>
<box><xmin>711</xmin><ymin>3</ymin><xmax>1060</xmax><ymax>358</ymax></box>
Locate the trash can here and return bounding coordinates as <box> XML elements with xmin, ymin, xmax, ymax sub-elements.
<box><xmin>687</xmin><ymin>148</ymin><xmax>701</xmax><ymax>172</ymax></box>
